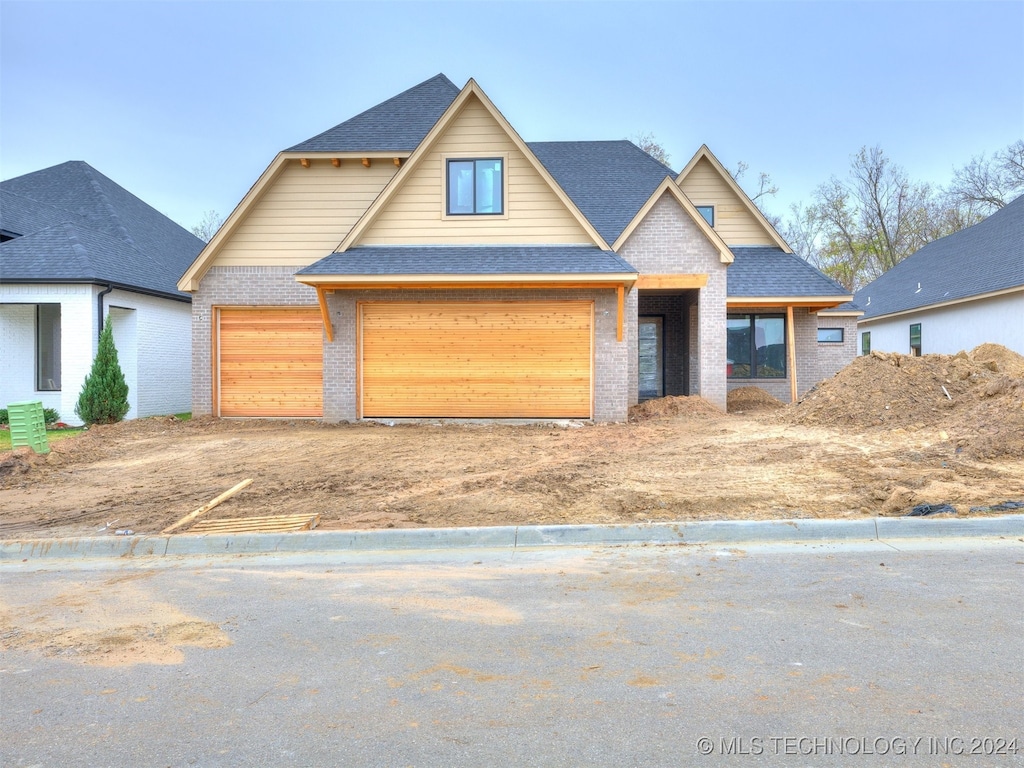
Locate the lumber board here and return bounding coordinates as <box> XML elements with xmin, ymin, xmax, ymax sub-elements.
<box><xmin>189</xmin><ymin>513</ymin><xmax>321</xmax><ymax>534</ymax></box>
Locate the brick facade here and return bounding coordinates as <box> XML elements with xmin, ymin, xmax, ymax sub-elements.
<box><xmin>815</xmin><ymin>315</ymin><xmax>858</xmax><ymax>383</ymax></box>
<box><xmin>191</xmin><ymin>266</ymin><xmax>321</xmax><ymax>417</ymax></box>
<box><xmin>193</xmin><ymin>267</ymin><xmax>629</xmax><ymax>421</ymax></box>
<box><xmin>725</xmin><ymin>306</ymin><xmax>819</xmax><ymax>403</ymax></box>
<box><xmin>618</xmin><ymin>194</ymin><xmax>729</xmax><ymax>410</ymax></box>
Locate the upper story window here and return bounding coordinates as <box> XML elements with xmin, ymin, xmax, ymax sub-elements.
<box><xmin>695</xmin><ymin>205</ymin><xmax>715</xmax><ymax>227</ymax></box>
<box><xmin>447</xmin><ymin>158</ymin><xmax>504</xmax><ymax>215</ymax></box>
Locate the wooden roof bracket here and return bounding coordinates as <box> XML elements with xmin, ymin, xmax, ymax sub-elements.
<box><xmin>300</xmin><ymin>158</ymin><xmax>310</xmax><ymax>168</ymax></box>
<box><xmin>332</xmin><ymin>158</ymin><xmax>341</xmax><ymax>167</ymax></box>
<box><xmin>362</xmin><ymin>158</ymin><xmax>371</xmax><ymax>168</ymax></box>
<box><xmin>315</xmin><ymin>286</ymin><xmax>334</xmax><ymax>342</ymax></box>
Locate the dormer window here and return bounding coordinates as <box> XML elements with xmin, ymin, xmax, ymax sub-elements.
<box><xmin>447</xmin><ymin>158</ymin><xmax>504</xmax><ymax>215</ymax></box>
<box><xmin>695</xmin><ymin>205</ymin><xmax>715</xmax><ymax>227</ymax></box>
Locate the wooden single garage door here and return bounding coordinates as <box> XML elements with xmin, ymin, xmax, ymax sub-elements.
<box><xmin>360</xmin><ymin>301</ymin><xmax>593</xmax><ymax>418</ymax></box>
<box><xmin>217</xmin><ymin>308</ymin><xmax>323</xmax><ymax>417</ymax></box>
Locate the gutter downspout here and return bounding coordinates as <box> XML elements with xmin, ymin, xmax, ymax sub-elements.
<box><xmin>97</xmin><ymin>284</ymin><xmax>113</xmax><ymax>341</ymax></box>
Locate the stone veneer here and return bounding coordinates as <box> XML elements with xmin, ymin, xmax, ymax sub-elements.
<box><xmin>192</xmin><ymin>266</ymin><xmax>629</xmax><ymax>421</ymax></box>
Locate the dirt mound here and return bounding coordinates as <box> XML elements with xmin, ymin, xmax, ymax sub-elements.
<box><xmin>727</xmin><ymin>386</ymin><xmax>785</xmax><ymax>413</ymax></box>
<box><xmin>629</xmin><ymin>395</ymin><xmax>723</xmax><ymax>421</ymax></box>
<box><xmin>788</xmin><ymin>345</ymin><xmax>1024</xmax><ymax>458</ymax></box>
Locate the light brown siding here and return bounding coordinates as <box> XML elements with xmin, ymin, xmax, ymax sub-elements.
<box><xmin>360</xmin><ymin>301</ymin><xmax>593</xmax><ymax>417</ymax></box>
<box><xmin>212</xmin><ymin>161</ymin><xmax>399</xmax><ymax>268</ymax></box>
<box><xmin>358</xmin><ymin>97</ymin><xmax>592</xmax><ymax>245</ymax></box>
<box><xmin>218</xmin><ymin>308</ymin><xmax>323</xmax><ymax>417</ymax></box>
<box><xmin>678</xmin><ymin>157</ymin><xmax>775</xmax><ymax>246</ymax></box>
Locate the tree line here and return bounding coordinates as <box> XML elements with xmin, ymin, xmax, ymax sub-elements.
<box><xmin>778</xmin><ymin>140</ymin><xmax>1024</xmax><ymax>291</ymax></box>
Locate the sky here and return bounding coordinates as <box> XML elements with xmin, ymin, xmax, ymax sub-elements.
<box><xmin>2</xmin><ymin>0</ymin><xmax>1022</xmax><ymax>235</ymax></box>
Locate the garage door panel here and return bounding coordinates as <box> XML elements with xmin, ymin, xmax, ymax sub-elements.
<box><xmin>218</xmin><ymin>308</ymin><xmax>323</xmax><ymax>417</ymax></box>
<box><xmin>360</xmin><ymin>301</ymin><xmax>592</xmax><ymax>418</ymax></box>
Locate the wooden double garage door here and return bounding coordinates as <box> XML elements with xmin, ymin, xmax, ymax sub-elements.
<box><xmin>217</xmin><ymin>301</ymin><xmax>593</xmax><ymax>419</ymax></box>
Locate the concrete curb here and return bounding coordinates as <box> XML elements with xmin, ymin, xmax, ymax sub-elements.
<box><xmin>2</xmin><ymin>515</ymin><xmax>1022</xmax><ymax>561</ymax></box>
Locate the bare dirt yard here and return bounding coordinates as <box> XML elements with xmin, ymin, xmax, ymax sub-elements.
<box><xmin>2</xmin><ymin>344</ymin><xmax>1023</xmax><ymax>540</ymax></box>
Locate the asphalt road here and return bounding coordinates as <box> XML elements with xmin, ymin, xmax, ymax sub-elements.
<box><xmin>2</xmin><ymin>539</ymin><xmax>1022</xmax><ymax>767</ymax></box>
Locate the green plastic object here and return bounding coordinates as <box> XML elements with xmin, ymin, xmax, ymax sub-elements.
<box><xmin>7</xmin><ymin>400</ymin><xmax>50</xmax><ymax>454</ymax></box>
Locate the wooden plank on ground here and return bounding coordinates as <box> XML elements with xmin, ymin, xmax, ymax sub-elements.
<box><xmin>188</xmin><ymin>513</ymin><xmax>321</xmax><ymax>535</ymax></box>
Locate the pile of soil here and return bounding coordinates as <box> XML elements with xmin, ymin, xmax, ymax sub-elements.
<box><xmin>628</xmin><ymin>395</ymin><xmax>723</xmax><ymax>421</ymax></box>
<box><xmin>727</xmin><ymin>386</ymin><xmax>785</xmax><ymax>413</ymax></box>
<box><xmin>789</xmin><ymin>344</ymin><xmax>1024</xmax><ymax>459</ymax></box>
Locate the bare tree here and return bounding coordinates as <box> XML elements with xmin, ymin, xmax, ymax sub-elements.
<box><xmin>630</xmin><ymin>132</ymin><xmax>671</xmax><ymax>166</ymax></box>
<box><xmin>731</xmin><ymin>160</ymin><xmax>779</xmax><ymax>204</ymax></box>
<box><xmin>800</xmin><ymin>146</ymin><xmax>938</xmax><ymax>290</ymax></box>
<box><xmin>947</xmin><ymin>139</ymin><xmax>1024</xmax><ymax>213</ymax></box>
<box><xmin>190</xmin><ymin>210</ymin><xmax>225</xmax><ymax>243</ymax></box>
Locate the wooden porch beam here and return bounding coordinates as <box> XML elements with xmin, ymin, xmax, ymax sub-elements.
<box><xmin>617</xmin><ymin>284</ymin><xmax>624</xmax><ymax>342</ymax></box>
<box><xmin>635</xmin><ymin>273</ymin><xmax>708</xmax><ymax>290</ymax></box>
<box><xmin>786</xmin><ymin>305</ymin><xmax>797</xmax><ymax>404</ymax></box>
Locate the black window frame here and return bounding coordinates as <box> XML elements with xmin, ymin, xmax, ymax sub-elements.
<box><xmin>695</xmin><ymin>205</ymin><xmax>715</xmax><ymax>227</ymax></box>
<box><xmin>727</xmin><ymin>313</ymin><xmax>787</xmax><ymax>379</ymax></box>
<box><xmin>445</xmin><ymin>157</ymin><xmax>504</xmax><ymax>216</ymax></box>
<box><xmin>817</xmin><ymin>327</ymin><xmax>844</xmax><ymax>343</ymax></box>
<box><xmin>36</xmin><ymin>303</ymin><xmax>61</xmax><ymax>391</ymax></box>
<box><xmin>909</xmin><ymin>323</ymin><xmax>922</xmax><ymax>356</ymax></box>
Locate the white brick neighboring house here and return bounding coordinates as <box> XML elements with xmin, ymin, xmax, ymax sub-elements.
<box><xmin>177</xmin><ymin>75</ymin><xmax>853</xmax><ymax>422</ymax></box>
<box><xmin>854</xmin><ymin>195</ymin><xmax>1024</xmax><ymax>358</ymax></box>
<box><xmin>1</xmin><ymin>162</ymin><xmax>203</xmax><ymax>425</ymax></box>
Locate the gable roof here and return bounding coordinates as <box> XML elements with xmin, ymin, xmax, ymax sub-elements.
<box><xmin>611</xmin><ymin>176</ymin><xmax>734</xmax><ymax>263</ymax></box>
<box><xmin>1</xmin><ymin>162</ymin><xmax>204</xmax><ymax>300</ymax></box>
<box><xmin>337</xmin><ymin>79</ymin><xmax>609</xmax><ymax>251</ymax></box>
<box><xmin>855</xmin><ymin>194</ymin><xmax>1024</xmax><ymax>320</ymax></box>
<box><xmin>529</xmin><ymin>141</ymin><xmax>675</xmax><ymax>245</ymax></box>
<box><xmin>287</xmin><ymin>74</ymin><xmax>460</xmax><ymax>153</ymax></box>
<box><xmin>728</xmin><ymin>247</ymin><xmax>851</xmax><ymax>301</ymax></box>
<box><xmin>676</xmin><ymin>145</ymin><xmax>791</xmax><ymax>252</ymax></box>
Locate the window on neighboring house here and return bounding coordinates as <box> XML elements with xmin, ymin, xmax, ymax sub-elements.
<box><xmin>695</xmin><ymin>205</ymin><xmax>715</xmax><ymax>227</ymax></box>
<box><xmin>727</xmin><ymin>314</ymin><xmax>786</xmax><ymax>378</ymax></box>
<box><xmin>446</xmin><ymin>158</ymin><xmax>504</xmax><ymax>215</ymax></box>
<box><xmin>861</xmin><ymin>331</ymin><xmax>871</xmax><ymax>356</ymax></box>
<box><xmin>910</xmin><ymin>323</ymin><xmax>922</xmax><ymax>356</ymax></box>
<box><xmin>818</xmin><ymin>328</ymin><xmax>844</xmax><ymax>343</ymax></box>
<box><xmin>36</xmin><ymin>303</ymin><xmax>61</xmax><ymax>391</ymax></box>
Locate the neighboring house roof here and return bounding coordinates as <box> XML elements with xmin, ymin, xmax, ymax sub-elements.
<box><xmin>727</xmin><ymin>247</ymin><xmax>851</xmax><ymax>299</ymax></box>
<box><xmin>855</xmin><ymin>194</ymin><xmax>1024</xmax><ymax>320</ymax></box>
<box><xmin>286</xmin><ymin>74</ymin><xmax>461</xmax><ymax>153</ymax></box>
<box><xmin>529</xmin><ymin>141</ymin><xmax>675</xmax><ymax>246</ymax></box>
<box><xmin>297</xmin><ymin>245</ymin><xmax>637</xmax><ymax>277</ymax></box>
<box><xmin>1</xmin><ymin>161</ymin><xmax>204</xmax><ymax>300</ymax></box>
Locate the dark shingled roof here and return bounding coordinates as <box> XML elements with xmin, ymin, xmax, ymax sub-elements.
<box><xmin>297</xmin><ymin>246</ymin><xmax>637</xmax><ymax>276</ymax></box>
<box><xmin>529</xmin><ymin>141</ymin><xmax>675</xmax><ymax>246</ymax></box>
<box><xmin>287</xmin><ymin>74</ymin><xmax>460</xmax><ymax>153</ymax></box>
<box><xmin>854</xmin><ymin>194</ymin><xmax>1024</xmax><ymax>319</ymax></box>
<box><xmin>728</xmin><ymin>247</ymin><xmax>851</xmax><ymax>298</ymax></box>
<box><xmin>1</xmin><ymin>161</ymin><xmax>204</xmax><ymax>300</ymax></box>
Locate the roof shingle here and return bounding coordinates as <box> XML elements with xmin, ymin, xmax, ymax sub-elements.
<box><xmin>1</xmin><ymin>161</ymin><xmax>205</xmax><ymax>299</ymax></box>
<box><xmin>286</xmin><ymin>74</ymin><xmax>460</xmax><ymax>153</ymax></box>
<box><xmin>854</xmin><ymin>195</ymin><xmax>1024</xmax><ymax>319</ymax></box>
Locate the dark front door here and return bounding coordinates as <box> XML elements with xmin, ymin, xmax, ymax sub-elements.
<box><xmin>638</xmin><ymin>316</ymin><xmax>663</xmax><ymax>400</ymax></box>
